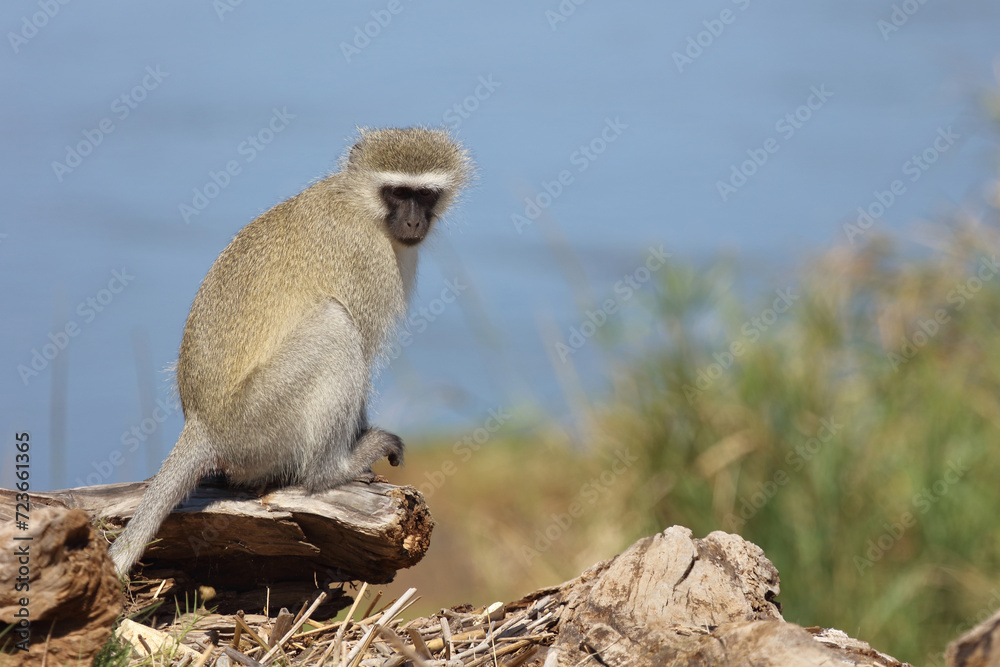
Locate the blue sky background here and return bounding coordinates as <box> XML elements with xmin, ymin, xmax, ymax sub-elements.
<box><xmin>1</xmin><ymin>0</ymin><xmax>999</xmax><ymax>490</ymax></box>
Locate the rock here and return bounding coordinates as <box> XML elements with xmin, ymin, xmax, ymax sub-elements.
<box><xmin>0</xmin><ymin>506</ymin><xmax>123</xmax><ymax>666</ymax></box>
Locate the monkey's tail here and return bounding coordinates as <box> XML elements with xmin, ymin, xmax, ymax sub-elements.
<box><xmin>109</xmin><ymin>419</ymin><xmax>213</xmax><ymax>577</ymax></box>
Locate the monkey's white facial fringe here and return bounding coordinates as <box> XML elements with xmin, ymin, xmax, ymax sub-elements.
<box><xmin>376</xmin><ymin>171</ymin><xmax>458</xmax><ymax>190</ymax></box>
<box><xmin>356</xmin><ymin>170</ymin><xmax>463</xmax><ymax>227</ymax></box>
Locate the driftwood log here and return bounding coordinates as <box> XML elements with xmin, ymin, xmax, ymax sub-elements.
<box><xmin>4</xmin><ymin>504</ymin><xmax>995</xmax><ymax>665</ymax></box>
<box><xmin>0</xmin><ymin>478</ymin><xmax>432</xmax><ymax>616</ymax></box>
<box><xmin>91</xmin><ymin>525</ymin><xmax>929</xmax><ymax>665</ymax></box>
<box><xmin>0</xmin><ymin>505</ymin><xmax>122</xmax><ymax>666</ymax></box>
<box><xmin>538</xmin><ymin>526</ymin><xmax>909</xmax><ymax>666</ymax></box>
<box><xmin>946</xmin><ymin>606</ymin><xmax>1000</xmax><ymax>667</ymax></box>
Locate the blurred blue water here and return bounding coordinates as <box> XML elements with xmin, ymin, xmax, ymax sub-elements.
<box><xmin>1</xmin><ymin>0</ymin><xmax>998</xmax><ymax>489</ymax></box>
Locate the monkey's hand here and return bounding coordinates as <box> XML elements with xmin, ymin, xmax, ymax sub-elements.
<box><xmin>387</xmin><ymin>442</ymin><xmax>404</xmax><ymax>467</ymax></box>
<box><xmin>386</xmin><ymin>436</ymin><xmax>404</xmax><ymax>467</ymax></box>
<box><xmin>381</xmin><ymin>431</ymin><xmax>405</xmax><ymax>467</ymax></box>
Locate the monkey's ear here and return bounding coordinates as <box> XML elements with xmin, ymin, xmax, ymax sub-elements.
<box><xmin>347</xmin><ymin>126</ymin><xmax>373</xmax><ymax>166</ymax></box>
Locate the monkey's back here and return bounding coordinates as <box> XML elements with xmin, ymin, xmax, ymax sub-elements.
<box><xmin>177</xmin><ymin>175</ymin><xmax>406</xmax><ymax>425</ymax></box>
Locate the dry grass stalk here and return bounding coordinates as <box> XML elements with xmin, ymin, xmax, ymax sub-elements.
<box><xmin>259</xmin><ymin>592</ymin><xmax>328</xmax><ymax>664</ymax></box>
<box><xmin>111</xmin><ymin>585</ymin><xmax>558</xmax><ymax>666</ymax></box>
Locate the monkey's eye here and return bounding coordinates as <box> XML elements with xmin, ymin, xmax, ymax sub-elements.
<box><xmin>415</xmin><ymin>188</ymin><xmax>439</xmax><ymax>206</ymax></box>
<box><xmin>382</xmin><ymin>185</ymin><xmax>440</xmax><ymax>208</ymax></box>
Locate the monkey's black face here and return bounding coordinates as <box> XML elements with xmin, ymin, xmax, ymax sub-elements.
<box><xmin>381</xmin><ymin>185</ymin><xmax>441</xmax><ymax>246</ymax></box>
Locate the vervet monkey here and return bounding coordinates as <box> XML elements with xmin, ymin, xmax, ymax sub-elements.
<box><xmin>109</xmin><ymin>127</ymin><xmax>473</xmax><ymax>576</ymax></box>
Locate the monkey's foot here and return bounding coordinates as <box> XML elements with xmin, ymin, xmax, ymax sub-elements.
<box><xmin>354</xmin><ymin>471</ymin><xmax>389</xmax><ymax>484</ymax></box>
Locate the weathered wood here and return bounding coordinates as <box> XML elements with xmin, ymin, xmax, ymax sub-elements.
<box><xmin>539</xmin><ymin>526</ymin><xmax>911</xmax><ymax>667</ymax></box>
<box><xmin>0</xmin><ymin>505</ymin><xmax>123</xmax><ymax>665</ymax></box>
<box><xmin>0</xmin><ymin>477</ymin><xmax>433</xmax><ymax>596</ymax></box>
<box><xmin>946</xmin><ymin>607</ymin><xmax>1000</xmax><ymax>667</ymax></box>
<box><xmin>110</xmin><ymin>526</ymin><xmax>920</xmax><ymax>665</ymax></box>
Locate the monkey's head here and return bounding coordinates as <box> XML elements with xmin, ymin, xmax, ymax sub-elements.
<box><xmin>345</xmin><ymin>127</ymin><xmax>473</xmax><ymax>246</ymax></box>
